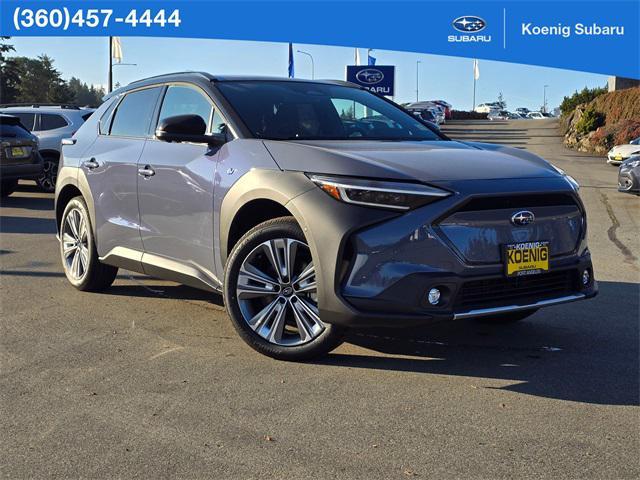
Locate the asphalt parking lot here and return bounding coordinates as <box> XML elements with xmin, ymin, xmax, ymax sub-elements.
<box><xmin>1</xmin><ymin>119</ymin><xmax>638</xmax><ymax>479</ymax></box>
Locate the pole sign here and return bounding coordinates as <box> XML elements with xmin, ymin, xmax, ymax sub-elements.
<box><xmin>346</xmin><ymin>65</ymin><xmax>395</xmax><ymax>96</ymax></box>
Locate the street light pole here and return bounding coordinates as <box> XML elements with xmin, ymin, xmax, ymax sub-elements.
<box><xmin>416</xmin><ymin>60</ymin><xmax>421</xmax><ymax>102</ymax></box>
<box><xmin>297</xmin><ymin>50</ymin><xmax>315</xmax><ymax>79</ymax></box>
<box><xmin>108</xmin><ymin>36</ymin><xmax>113</xmax><ymax>93</ymax></box>
<box><xmin>543</xmin><ymin>85</ymin><xmax>549</xmax><ymax>113</ymax></box>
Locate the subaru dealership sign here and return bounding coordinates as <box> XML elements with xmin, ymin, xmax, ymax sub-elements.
<box><xmin>346</xmin><ymin>65</ymin><xmax>395</xmax><ymax>96</ymax></box>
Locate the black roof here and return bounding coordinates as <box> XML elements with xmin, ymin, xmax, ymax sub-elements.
<box><xmin>104</xmin><ymin>72</ymin><xmax>359</xmax><ymax>100</ymax></box>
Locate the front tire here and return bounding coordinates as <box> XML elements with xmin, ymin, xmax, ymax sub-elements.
<box><xmin>60</xmin><ymin>196</ymin><xmax>118</xmax><ymax>291</ymax></box>
<box><xmin>224</xmin><ymin>217</ymin><xmax>345</xmax><ymax>361</ymax></box>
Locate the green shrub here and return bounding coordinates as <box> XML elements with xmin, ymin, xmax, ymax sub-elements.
<box><xmin>560</xmin><ymin>86</ymin><xmax>607</xmax><ymax>116</ymax></box>
<box><xmin>450</xmin><ymin>110</ymin><xmax>488</xmax><ymax>120</ymax></box>
<box><xmin>575</xmin><ymin>106</ymin><xmax>605</xmax><ymax>134</ymax></box>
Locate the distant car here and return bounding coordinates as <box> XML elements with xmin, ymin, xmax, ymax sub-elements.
<box><xmin>515</xmin><ymin>107</ymin><xmax>530</xmax><ymax>116</ymax></box>
<box><xmin>0</xmin><ymin>104</ymin><xmax>95</xmax><ymax>192</ymax></box>
<box><xmin>475</xmin><ymin>102</ymin><xmax>502</xmax><ymax>114</ymax></box>
<box><xmin>618</xmin><ymin>157</ymin><xmax>640</xmax><ymax>195</ymax></box>
<box><xmin>607</xmin><ymin>137</ymin><xmax>640</xmax><ymax>166</ymax></box>
<box><xmin>0</xmin><ymin>114</ymin><xmax>43</xmax><ymax>197</ymax></box>
<box><xmin>409</xmin><ymin>109</ymin><xmax>440</xmax><ymax>129</ymax></box>
<box><xmin>487</xmin><ymin>110</ymin><xmax>513</xmax><ymax>121</ymax></box>
<box><xmin>527</xmin><ymin>111</ymin><xmax>545</xmax><ymax>119</ymax></box>
<box><xmin>406</xmin><ymin>102</ymin><xmax>444</xmax><ymax>125</ymax></box>
<box><xmin>431</xmin><ymin>100</ymin><xmax>452</xmax><ymax>120</ymax></box>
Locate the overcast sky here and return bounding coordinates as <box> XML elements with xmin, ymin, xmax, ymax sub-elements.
<box><xmin>10</xmin><ymin>36</ymin><xmax>608</xmax><ymax>110</ymax></box>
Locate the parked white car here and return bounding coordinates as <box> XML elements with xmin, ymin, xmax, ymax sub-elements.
<box><xmin>607</xmin><ymin>137</ymin><xmax>640</xmax><ymax>165</ymax></box>
<box><xmin>527</xmin><ymin>111</ymin><xmax>545</xmax><ymax>119</ymax></box>
<box><xmin>475</xmin><ymin>103</ymin><xmax>502</xmax><ymax>114</ymax></box>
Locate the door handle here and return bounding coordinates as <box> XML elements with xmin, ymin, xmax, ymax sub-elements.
<box><xmin>82</xmin><ymin>158</ymin><xmax>99</xmax><ymax>170</ymax></box>
<box><xmin>138</xmin><ymin>165</ymin><xmax>155</xmax><ymax>177</ymax></box>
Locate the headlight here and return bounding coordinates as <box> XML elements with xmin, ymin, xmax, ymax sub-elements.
<box><xmin>551</xmin><ymin>165</ymin><xmax>580</xmax><ymax>191</ymax></box>
<box><xmin>307</xmin><ymin>174</ymin><xmax>451</xmax><ymax>210</ymax></box>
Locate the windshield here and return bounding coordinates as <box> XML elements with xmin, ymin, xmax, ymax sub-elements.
<box><xmin>216</xmin><ymin>81</ymin><xmax>443</xmax><ymax>141</ymax></box>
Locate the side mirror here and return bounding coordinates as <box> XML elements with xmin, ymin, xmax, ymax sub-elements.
<box><xmin>156</xmin><ymin>114</ymin><xmax>225</xmax><ymax>146</ymax></box>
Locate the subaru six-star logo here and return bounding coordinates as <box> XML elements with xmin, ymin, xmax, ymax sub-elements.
<box><xmin>511</xmin><ymin>211</ymin><xmax>535</xmax><ymax>226</ymax></box>
<box><xmin>452</xmin><ymin>16</ymin><xmax>487</xmax><ymax>33</ymax></box>
<box><xmin>356</xmin><ymin>69</ymin><xmax>384</xmax><ymax>85</ymax></box>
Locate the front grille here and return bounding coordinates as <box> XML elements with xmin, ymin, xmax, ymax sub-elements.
<box><xmin>455</xmin><ymin>193</ymin><xmax>578</xmax><ymax>212</ymax></box>
<box><xmin>455</xmin><ymin>270</ymin><xmax>577</xmax><ymax>310</ymax></box>
<box><xmin>436</xmin><ymin>194</ymin><xmax>583</xmax><ymax>264</ymax></box>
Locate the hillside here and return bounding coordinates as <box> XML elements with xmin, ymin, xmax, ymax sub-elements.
<box><xmin>563</xmin><ymin>87</ymin><xmax>640</xmax><ymax>153</ymax></box>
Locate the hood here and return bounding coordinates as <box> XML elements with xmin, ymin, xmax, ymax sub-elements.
<box><xmin>263</xmin><ymin>139</ymin><xmax>559</xmax><ymax>183</ymax></box>
<box><xmin>611</xmin><ymin>144</ymin><xmax>640</xmax><ymax>156</ymax></box>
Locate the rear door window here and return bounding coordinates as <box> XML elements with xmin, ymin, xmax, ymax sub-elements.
<box><xmin>39</xmin><ymin>114</ymin><xmax>69</xmax><ymax>131</ymax></box>
<box><xmin>110</xmin><ymin>87</ymin><xmax>162</xmax><ymax>137</ymax></box>
<box><xmin>8</xmin><ymin>113</ymin><xmax>36</xmax><ymax>131</ymax></box>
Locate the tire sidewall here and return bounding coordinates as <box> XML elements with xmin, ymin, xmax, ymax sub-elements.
<box><xmin>224</xmin><ymin>217</ymin><xmax>343</xmax><ymax>360</ymax></box>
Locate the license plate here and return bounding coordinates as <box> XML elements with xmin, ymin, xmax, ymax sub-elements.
<box><xmin>10</xmin><ymin>146</ymin><xmax>27</xmax><ymax>157</ymax></box>
<box><xmin>504</xmin><ymin>241</ymin><xmax>550</xmax><ymax>277</ymax></box>
<box><xmin>615</xmin><ymin>155</ymin><xmax>623</xmax><ymax>161</ymax></box>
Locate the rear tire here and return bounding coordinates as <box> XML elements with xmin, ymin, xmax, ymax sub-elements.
<box><xmin>224</xmin><ymin>217</ymin><xmax>345</xmax><ymax>361</ymax></box>
<box><xmin>475</xmin><ymin>308</ymin><xmax>538</xmax><ymax>324</ymax></box>
<box><xmin>37</xmin><ymin>155</ymin><xmax>58</xmax><ymax>193</ymax></box>
<box><xmin>60</xmin><ymin>196</ymin><xmax>118</xmax><ymax>291</ymax></box>
<box><xmin>1</xmin><ymin>179</ymin><xmax>18</xmax><ymax>197</ymax></box>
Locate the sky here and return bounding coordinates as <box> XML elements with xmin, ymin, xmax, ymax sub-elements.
<box><xmin>8</xmin><ymin>36</ymin><xmax>608</xmax><ymax>111</ymax></box>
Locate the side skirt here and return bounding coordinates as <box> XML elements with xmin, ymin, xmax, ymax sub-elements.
<box><xmin>99</xmin><ymin>247</ymin><xmax>222</xmax><ymax>293</ymax></box>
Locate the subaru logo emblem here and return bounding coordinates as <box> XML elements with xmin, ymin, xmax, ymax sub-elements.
<box><xmin>452</xmin><ymin>16</ymin><xmax>487</xmax><ymax>33</ymax></box>
<box><xmin>511</xmin><ymin>211</ymin><xmax>535</xmax><ymax>226</ymax></box>
<box><xmin>356</xmin><ymin>68</ymin><xmax>384</xmax><ymax>85</ymax></box>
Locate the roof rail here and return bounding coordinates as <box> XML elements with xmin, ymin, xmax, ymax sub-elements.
<box><xmin>126</xmin><ymin>71</ymin><xmax>213</xmax><ymax>86</ymax></box>
<box><xmin>0</xmin><ymin>103</ymin><xmax>84</xmax><ymax>109</ymax></box>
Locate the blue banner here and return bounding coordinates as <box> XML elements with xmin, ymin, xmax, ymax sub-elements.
<box><xmin>1</xmin><ymin>0</ymin><xmax>638</xmax><ymax>78</ymax></box>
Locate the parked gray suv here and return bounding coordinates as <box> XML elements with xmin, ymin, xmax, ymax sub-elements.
<box><xmin>0</xmin><ymin>104</ymin><xmax>94</xmax><ymax>192</ymax></box>
<box><xmin>55</xmin><ymin>73</ymin><xmax>597</xmax><ymax>360</ymax></box>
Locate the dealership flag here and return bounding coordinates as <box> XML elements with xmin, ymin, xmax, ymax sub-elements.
<box><xmin>288</xmin><ymin>43</ymin><xmax>294</xmax><ymax>78</ymax></box>
<box><xmin>367</xmin><ymin>49</ymin><xmax>376</xmax><ymax>65</ymax></box>
<box><xmin>111</xmin><ymin>37</ymin><xmax>123</xmax><ymax>63</ymax></box>
<box><xmin>473</xmin><ymin>59</ymin><xmax>480</xmax><ymax>80</ymax></box>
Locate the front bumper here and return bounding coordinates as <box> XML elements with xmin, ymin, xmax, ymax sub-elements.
<box><xmin>607</xmin><ymin>154</ymin><xmax>628</xmax><ymax>165</ymax></box>
<box><xmin>288</xmin><ymin>176</ymin><xmax>597</xmax><ymax>327</ymax></box>
<box><xmin>618</xmin><ymin>166</ymin><xmax>639</xmax><ymax>194</ymax></box>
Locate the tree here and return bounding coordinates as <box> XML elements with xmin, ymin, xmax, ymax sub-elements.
<box><xmin>496</xmin><ymin>92</ymin><xmax>507</xmax><ymax>110</ymax></box>
<box><xmin>560</xmin><ymin>86</ymin><xmax>607</xmax><ymax>116</ymax></box>
<box><xmin>0</xmin><ymin>37</ymin><xmax>20</xmax><ymax>103</ymax></box>
<box><xmin>13</xmin><ymin>54</ymin><xmax>74</xmax><ymax>104</ymax></box>
<box><xmin>67</xmin><ymin>77</ymin><xmax>105</xmax><ymax>106</ymax></box>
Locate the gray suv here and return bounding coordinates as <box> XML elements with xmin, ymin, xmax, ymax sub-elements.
<box><xmin>55</xmin><ymin>73</ymin><xmax>597</xmax><ymax>360</ymax></box>
<box><xmin>0</xmin><ymin>105</ymin><xmax>94</xmax><ymax>192</ymax></box>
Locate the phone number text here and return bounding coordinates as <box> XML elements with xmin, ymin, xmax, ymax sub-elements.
<box><xmin>12</xmin><ymin>8</ymin><xmax>182</xmax><ymax>31</ymax></box>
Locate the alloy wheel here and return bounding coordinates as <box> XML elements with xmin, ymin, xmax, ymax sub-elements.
<box><xmin>37</xmin><ymin>159</ymin><xmax>57</xmax><ymax>192</ymax></box>
<box><xmin>236</xmin><ymin>238</ymin><xmax>324</xmax><ymax>346</ymax></box>
<box><xmin>62</xmin><ymin>207</ymin><xmax>89</xmax><ymax>281</ymax></box>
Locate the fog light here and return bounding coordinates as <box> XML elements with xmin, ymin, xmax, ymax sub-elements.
<box><xmin>427</xmin><ymin>288</ymin><xmax>441</xmax><ymax>305</ymax></box>
<box><xmin>582</xmin><ymin>270</ymin><xmax>590</xmax><ymax>286</ymax></box>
